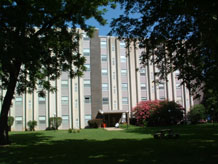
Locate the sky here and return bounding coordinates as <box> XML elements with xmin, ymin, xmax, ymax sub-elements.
<box><xmin>86</xmin><ymin>5</ymin><xmax>124</xmax><ymax>36</ymax></box>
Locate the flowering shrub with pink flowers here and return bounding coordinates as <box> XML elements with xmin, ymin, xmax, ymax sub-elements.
<box><xmin>132</xmin><ymin>100</ymin><xmax>185</xmax><ymax>126</ymax></box>
<box><xmin>132</xmin><ymin>100</ymin><xmax>161</xmax><ymax>125</ymax></box>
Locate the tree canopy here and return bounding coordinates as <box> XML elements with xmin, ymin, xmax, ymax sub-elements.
<box><xmin>110</xmin><ymin>0</ymin><xmax>218</xmax><ymax>97</ymax></box>
<box><xmin>0</xmin><ymin>0</ymin><xmax>115</xmax><ymax>145</ymax></box>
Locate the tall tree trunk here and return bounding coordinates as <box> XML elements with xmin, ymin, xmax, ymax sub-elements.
<box><xmin>0</xmin><ymin>63</ymin><xmax>21</xmax><ymax>145</ymax></box>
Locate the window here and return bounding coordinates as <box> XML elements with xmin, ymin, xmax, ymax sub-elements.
<box><xmin>101</xmin><ymin>40</ymin><xmax>107</xmax><ymax>48</ymax></box>
<box><xmin>84</xmin><ymin>96</ymin><xmax>91</xmax><ymax>103</ymax></box>
<box><xmin>122</xmin><ymin>83</ymin><xmax>128</xmax><ymax>90</ymax></box>
<box><xmin>62</xmin><ymin>115</ymin><xmax>69</xmax><ymax>124</ymax></box>
<box><xmin>61</xmin><ymin>80</ymin><xmax>68</xmax><ymax>88</ymax></box>
<box><xmin>101</xmin><ymin>54</ymin><xmax>107</xmax><ymax>62</ymax></box>
<box><xmin>121</xmin><ymin>69</ymin><xmax>127</xmax><ymax>76</ymax></box>
<box><xmin>102</xmin><ymin>97</ymin><xmax>109</xmax><ymax>104</ymax></box>
<box><xmin>75</xmin><ymin>99</ymin><xmax>78</xmax><ymax>108</ymax></box>
<box><xmin>141</xmin><ymin>83</ymin><xmax>146</xmax><ymax>90</ymax></box>
<box><xmin>84</xmin><ymin>64</ymin><xmax>90</xmax><ymax>71</ymax></box>
<box><xmin>61</xmin><ymin>96</ymin><xmax>69</xmax><ymax>105</ymax></box>
<box><xmin>101</xmin><ymin>69</ymin><xmax>108</xmax><ymax>76</ymax></box>
<box><xmin>120</xmin><ymin>42</ymin><xmax>125</xmax><ymax>48</ymax></box>
<box><xmin>38</xmin><ymin>96</ymin><xmax>45</xmax><ymax>104</ymax></box>
<box><xmin>114</xmin><ymin>100</ymin><xmax>117</xmax><ymax>109</ymax></box>
<box><xmin>113</xmin><ymin>86</ymin><xmax>116</xmax><ymax>94</ymax></box>
<box><xmin>83</xmin><ymin>33</ymin><xmax>89</xmax><ymax>40</ymax></box>
<box><xmin>38</xmin><ymin>84</ymin><xmax>43</xmax><ymax>89</ymax></box>
<box><xmin>15</xmin><ymin>97</ymin><xmax>23</xmax><ymax>105</ymax></box>
<box><xmin>159</xmin><ymin>96</ymin><xmax>165</xmax><ymax>100</ymax></box>
<box><xmin>151</xmin><ymin>72</ymin><xmax>154</xmax><ymax>80</ymax></box>
<box><xmin>112</xmin><ymin>58</ymin><xmax>115</xmax><ymax>65</ymax></box>
<box><xmin>141</xmin><ymin>97</ymin><xmax>147</xmax><ymax>101</ymax></box>
<box><xmin>83</xmin><ymin>48</ymin><xmax>90</xmax><ymax>56</ymax></box>
<box><xmin>122</xmin><ymin>97</ymin><xmax>128</xmax><ymax>104</ymax></box>
<box><xmin>84</xmin><ymin>79</ymin><xmax>91</xmax><ymax>88</ymax></box>
<box><xmin>85</xmin><ymin>115</ymin><xmax>91</xmax><ymax>125</ymax></box>
<box><xmin>140</xmin><ymin>68</ymin><xmax>146</xmax><ymax>76</ymax></box>
<box><xmin>113</xmin><ymin>72</ymin><xmax>116</xmax><ymax>79</ymax></box>
<box><xmin>75</xmin><ymin>83</ymin><xmax>78</xmax><ymax>92</ymax></box>
<box><xmin>102</xmin><ymin>83</ymin><xmax>108</xmax><ymax>91</ymax></box>
<box><xmin>83</xmin><ymin>37</ymin><xmax>89</xmax><ymax>40</ymax></box>
<box><xmin>159</xmin><ymin>83</ymin><xmax>165</xmax><ymax>89</ymax></box>
<box><xmin>15</xmin><ymin>116</ymin><xmax>22</xmax><ymax>125</ymax></box>
<box><xmin>175</xmin><ymin>70</ymin><xmax>180</xmax><ymax>76</ymax></box>
<box><xmin>176</xmin><ymin>83</ymin><xmax>181</xmax><ymax>89</ymax></box>
<box><xmin>112</xmin><ymin>45</ymin><xmax>115</xmax><ymax>51</ymax></box>
<box><xmin>39</xmin><ymin>116</ymin><xmax>46</xmax><ymax>124</ymax></box>
<box><xmin>121</xmin><ymin>56</ymin><xmax>126</xmax><ymax>63</ymax></box>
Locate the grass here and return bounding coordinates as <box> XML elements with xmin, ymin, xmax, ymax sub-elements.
<box><xmin>0</xmin><ymin>124</ymin><xmax>218</xmax><ymax>164</ymax></box>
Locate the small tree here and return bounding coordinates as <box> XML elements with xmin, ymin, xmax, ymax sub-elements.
<box><xmin>27</xmin><ymin>120</ymin><xmax>37</xmax><ymax>131</ymax></box>
<box><xmin>49</xmin><ymin>117</ymin><xmax>62</xmax><ymax>130</ymax></box>
<box><xmin>187</xmin><ymin>104</ymin><xmax>206</xmax><ymax>124</ymax></box>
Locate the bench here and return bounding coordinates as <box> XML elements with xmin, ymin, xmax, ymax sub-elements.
<box><xmin>154</xmin><ymin>129</ymin><xmax>179</xmax><ymax>139</ymax></box>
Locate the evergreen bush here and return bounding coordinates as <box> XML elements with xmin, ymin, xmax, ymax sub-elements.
<box><xmin>88</xmin><ymin>119</ymin><xmax>103</xmax><ymax>128</ymax></box>
<box><xmin>27</xmin><ymin>120</ymin><xmax>37</xmax><ymax>131</ymax></box>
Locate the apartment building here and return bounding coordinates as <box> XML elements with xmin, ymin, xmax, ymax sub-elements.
<box><xmin>0</xmin><ymin>30</ymin><xmax>193</xmax><ymax>131</ymax></box>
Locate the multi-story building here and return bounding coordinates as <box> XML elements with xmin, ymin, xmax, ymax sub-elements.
<box><xmin>0</xmin><ymin>29</ymin><xmax>193</xmax><ymax>131</ymax></box>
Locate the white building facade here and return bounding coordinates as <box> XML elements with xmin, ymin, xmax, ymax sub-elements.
<box><xmin>0</xmin><ymin>30</ymin><xmax>193</xmax><ymax>131</ymax></box>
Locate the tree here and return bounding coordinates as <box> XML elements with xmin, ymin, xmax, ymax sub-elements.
<box><xmin>0</xmin><ymin>0</ymin><xmax>115</xmax><ymax>145</ymax></box>
<box><xmin>110</xmin><ymin>0</ymin><xmax>218</xmax><ymax>99</ymax></box>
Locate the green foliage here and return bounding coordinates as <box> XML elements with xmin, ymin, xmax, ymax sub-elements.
<box><xmin>0</xmin><ymin>0</ymin><xmax>116</xmax><ymax>95</ymax></box>
<box><xmin>88</xmin><ymin>119</ymin><xmax>103</xmax><ymax>128</ymax></box>
<box><xmin>7</xmin><ymin>116</ymin><xmax>14</xmax><ymax>127</ymax></box>
<box><xmin>187</xmin><ymin>104</ymin><xmax>206</xmax><ymax>124</ymax></box>
<box><xmin>68</xmin><ymin>128</ymin><xmax>73</xmax><ymax>133</ymax></box>
<box><xmin>49</xmin><ymin>117</ymin><xmax>62</xmax><ymax>130</ymax></box>
<box><xmin>45</xmin><ymin>127</ymin><xmax>56</xmax><ymax>131</ymax></box>
<box><xmin>147</xmin><ymin>101</ymin><xmax>184</xmax><ymax>126</ymax></box>
<box><xmin>27</xmin><ymin>120</ymin><xmax>37</xmax><ymax>131</ymax></box>
<box><xmin>110</xmin><ymin>0</ymin><xmax>218</xmax><ymax>96</ymax></box>
<box><xmin>203</xmin><ymin>89</ymin><xmax>218</xmax><ymax>122</ymax></box>
<box><xmin>0</xmin><ymin>0</ymin><xmax>116</xmax><ymax>144</ymax></box>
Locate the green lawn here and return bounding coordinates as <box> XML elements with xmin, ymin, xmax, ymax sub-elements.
<box><xmin>1</xmin><ymin>124</ymin><xmax>218</xmax><ymax>164</ymax></box>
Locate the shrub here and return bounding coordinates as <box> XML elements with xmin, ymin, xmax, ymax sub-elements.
<box><xmin>49</xmin><ymin>117</ymin><xmax>62</xmax><ymax>130</ymax></box>
<box><xmin>132</xmin><ymin>100</ymin><xmax>161</xmax><ymax>125</ymax></box>
<box><xmin>7</xmin><ymin>116</ymin><xmax>14</xmax><ymax>127</ymax></box>
<box><xmin>27</xmin><ymin>120</ymin><xmax>37</xmax><ymax>131</ymax></box>
<box><xmin>7</xmin><ymin>116</ymin><xmax>14</xmax><ymax>131</ymax></box>
<box><xmin>130</xmin><ymin>118</ymin><xmax>137</xmax><ymax>125</ymax></box>
<box><xmin>187</xmin><ymin>104</ymin><xmax>206</xmax><ymax>124</ymax></box>
<box><xmin>147</xmin><ymin>101</ymin><xmax>185</xmax><ymax>126</ymax></box>
<box><xmin>73</xmin><ymin>129</ymin><xmax>80</xmax><ymax>133</ymax></box>
<box><xmin>45</xmin><ymin>127</ymin><xmax>56</xmax><ymax>131</ymax></box>
<box><xmin>88</xmin><ymin>119</ymin><xmax>103</xmax><ymax>128</ymax></box>
<box><xmin>68</xmin><ymin>128</ymin><xmax>73</xmax><ymax>133</ymax></box>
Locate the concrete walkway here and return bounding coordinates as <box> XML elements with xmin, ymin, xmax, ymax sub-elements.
<box><xmin>104</xmin><ymin>127</ymin><xmax>124</xmax><ymax>131</ymax></box>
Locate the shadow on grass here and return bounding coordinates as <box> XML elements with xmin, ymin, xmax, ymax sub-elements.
<box><xmin>8</xmin><ymin>132</ymin><xmax>52</xmax><ymax>146</ymax></box>
<box><xmin>1</xmin><ymin>129</ymin><xmax>218</xmax><ymax>164</ymax></box>
<box><xmin>122</xmin><ymin>123</ymin><xmax>218</xmax><ymax>140</ymax></box>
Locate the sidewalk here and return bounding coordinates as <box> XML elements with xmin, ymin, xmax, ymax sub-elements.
<box><xmin>104</xmin><ymin>127</ymin><xmax>124</xmax><ymax>131</ymax></box>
